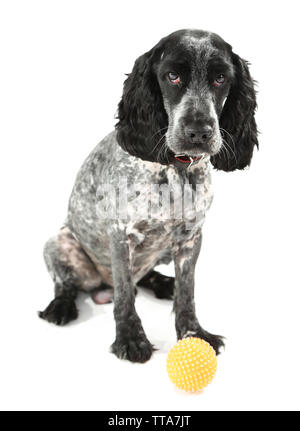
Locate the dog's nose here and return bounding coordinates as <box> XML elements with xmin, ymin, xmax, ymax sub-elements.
<box><xmin>184</xmin><ymin>125</ymin><xmax>213</xmax><ymax>144</ymax></box>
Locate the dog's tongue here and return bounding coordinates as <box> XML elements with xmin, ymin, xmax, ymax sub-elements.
<box><xmin>174</xmin><ymin>154</ymin><xmax>202</xmax><ymax>163</ymax></box>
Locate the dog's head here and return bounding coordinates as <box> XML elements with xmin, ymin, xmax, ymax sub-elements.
<box><xmin>116</xmin><ymin>29</ymin><xmax>258</xmax><ymax>171</ymax></box>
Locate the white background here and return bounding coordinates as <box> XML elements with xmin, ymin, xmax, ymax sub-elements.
<box><xmin>0</xmin><ymin>0</ymin><xmax>299</xmax><ymax>411</ymax></box>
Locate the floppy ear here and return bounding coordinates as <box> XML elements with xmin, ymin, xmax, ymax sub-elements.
<box><xmin>116</xmin><ymin>45</ymin><xmax>169</xmax><ymax>164</ymax></box>
<box><xmin>211</xmin><ymin>53</ymin><xmax>258</xmax><ymax>171</ymax></box>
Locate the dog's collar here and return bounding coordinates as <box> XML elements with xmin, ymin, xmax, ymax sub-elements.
<box><xmin>174</xmin><ymin>154</ymin><xmax>204</xmax><ymax>168</ymax></box>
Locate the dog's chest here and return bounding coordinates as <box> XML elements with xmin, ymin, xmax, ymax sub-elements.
<box><xmin>67</xmin><ymin>138</ymin><xmax>214</xmax><ymax>283</ymax></box>
<box><xmin>122</xmin><ymin>161</ymin><xmax>214</xmax><ymax>280</ymax></box>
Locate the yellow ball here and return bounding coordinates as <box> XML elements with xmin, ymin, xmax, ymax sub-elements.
<box><xmin>166</xmin><ymin>337</ymin><xmax>217</xmax><ymax>392</ymax></box>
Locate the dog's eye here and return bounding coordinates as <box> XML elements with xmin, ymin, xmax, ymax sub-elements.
<box><xmin>168</xmin><ymin>72</ymin><xmax>181</xmax><ymax>84</ymax></box>
<box><xmin>213</xmin><ymin>74</ymin><xmax>225</xmax><ymax>87</ymax></box>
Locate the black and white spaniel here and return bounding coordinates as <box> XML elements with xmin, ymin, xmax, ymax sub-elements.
<box><xmin>39</xmin><ymin>29</ymin><xmax>258</xmax><ymax>363</ymax></box>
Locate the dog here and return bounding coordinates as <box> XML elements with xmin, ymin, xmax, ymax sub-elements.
<box><xmin>39</xmin><ymin>29</ymin><xmax>258</xmax><ymax>363</ymax></box>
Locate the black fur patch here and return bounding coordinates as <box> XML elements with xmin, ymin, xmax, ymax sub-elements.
<box><xmin>38</xmin><ymin>297</ymin><xmax>78</xmax><ymax>326</ymax></box>
<box><xmin>137</xmin><ymin>270</ymin><xmax>175</xmax><ymax>299</ymax></box>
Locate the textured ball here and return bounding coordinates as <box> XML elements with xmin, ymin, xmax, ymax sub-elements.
<box><xmin>166</xmin><ymin>337</ymin><xmax>217</xmax><ymax>392</ymax></box>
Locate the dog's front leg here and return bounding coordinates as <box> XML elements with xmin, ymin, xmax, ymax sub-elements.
<box><xmin>173</xmin><ymin>229</ymin><xmax>225</xmax><ymax>355</ymax></box>
<box><xmin>109</xmin><ymin>230</ymin><xmax>153</xmax><ymax>363</ymax></box>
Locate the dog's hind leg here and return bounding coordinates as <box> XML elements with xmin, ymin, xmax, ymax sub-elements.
<box><xmin>39</xmin><ymin>227</ymin><xmax>102</xmax><ymax>325</ymax></box>
<box><xmin>137</xmin><ymin>270</ymin><xmax>175</xmax><ymax>299</ymax></box>
<box><xmin>137</xmin><ymin>251</ymin><xmax>174</xmax><ymax>299</ymax></box>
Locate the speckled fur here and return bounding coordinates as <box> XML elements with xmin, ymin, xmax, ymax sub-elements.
<box><xmin>40</xmin><ymin>131</ymin><xmax>222</xmax><ymax>359</ymax></box>
<box><xmin>39</xmin><ymin>29</ymin><xmax>258</xmax><ymax>362</ymax></box>
<box><xmin>65</xmin><ymin>133</ymin><xmax>213</xmax><ymax>285</ymax></box>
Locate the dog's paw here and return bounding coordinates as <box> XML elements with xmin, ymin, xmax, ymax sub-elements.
<box><xmin>138</xmin><ymin>271</ymin><xmax>175</xmax><ymax>300</ymax></box>
<box><xmin>110</xmin><ymin>336</ymin><xmax>154</xmax><ymax>363</ymax></box>
<box><xmin>189</xmin><ymin>330</ymin><xmax>225</xmax><ymax>355</ymax></box>
<box><xmin>153</xmin><ymin>274</ymin><xmax>175</xmax><ymax>299</ymax></box>
<box><xmin>178</xmin><ymin>327</ymin><xmax>225</xmax><ymax>355</ymax></box>
<box><xmin>38</xmin><ymin>297</ymin><xmax>78</xmax><ymax>325</ymax></box>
